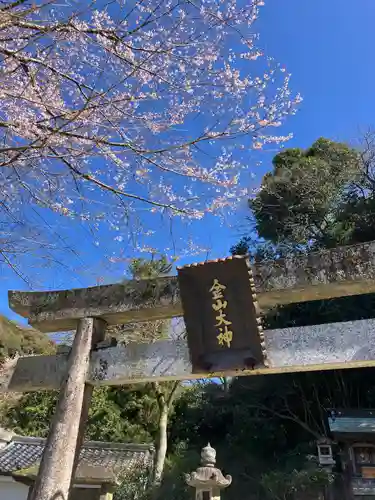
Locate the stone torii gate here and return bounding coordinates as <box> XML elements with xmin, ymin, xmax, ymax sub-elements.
<box><xmin>6</xmin><ymin>240</ymin><xmax>375</xmax><ymax>500</ymax></box>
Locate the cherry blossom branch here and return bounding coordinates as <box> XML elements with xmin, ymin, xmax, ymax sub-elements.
<box><xmin>0</xmin><ymin>0</ymin><xmax>300</xmax><ymax>279</ymax></box>
<box><xmin>49</xmin><ymin>148</ymin><xmax>193</xmax><ymax>215</ymax></box>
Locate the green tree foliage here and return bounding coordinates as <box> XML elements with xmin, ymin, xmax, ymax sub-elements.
<box><xmin>260</xmin><ymin>468</ymin><xmax>333</xmax><ymax>500</ymax></box>
<box><xmin>128</xmin><ymin>256</ymin><xmax>173</xmax><ymax>279</ymax></box>
<box><xmin>114</xmin><ymin>468</ymin><xmax>153</xmax><ymax>500</ymax></box>
<box><xmin>153</xmin><ymin>443</ymin><xmax>200</xmax><ymax>500</ymax></box>
<box><xmin>251</xmin><ymin>138</ymin><xmax>362</xmax><ymax>249</ymax></box>
<box><xmin>2</xmin><ymin>391</ymin><xmax>58</xmax><ymax>437</ymax></box>
<box><xmin>2</xmin><ymin>385</ymin><xmax>158</xmax><ymax>443</ymax></box>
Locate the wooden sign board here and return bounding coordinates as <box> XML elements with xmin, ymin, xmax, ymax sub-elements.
<box><xmin>362</xmin><ymin>467</ymin><xmax>375</xmax><ymax>479</ymax></box>
<box><xmin>177</xmin><ymin>256</ymin><xmax>267</xmax><ymax>373</ymax></box>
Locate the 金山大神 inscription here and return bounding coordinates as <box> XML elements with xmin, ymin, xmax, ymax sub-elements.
<box><xmin>177</xmin><ymin>257</ymin><xmax>267</xmax><ymax>373</ymax></box>
<box><xmin>209</xmin><ymin>279</ymin><xmax>233</xmax><ymax>348</ymax></box>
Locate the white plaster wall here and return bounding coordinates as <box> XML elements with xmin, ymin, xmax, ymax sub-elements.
<box><xmin>0</xmin><ymin>478</ymin><xmax>29</xmax><ymax>500</ymax></box>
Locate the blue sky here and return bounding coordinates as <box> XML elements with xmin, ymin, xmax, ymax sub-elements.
<box><xmin>1</xmin><ymin>0</ymin><xmax>374</xmax><ymax>323</ymax></box>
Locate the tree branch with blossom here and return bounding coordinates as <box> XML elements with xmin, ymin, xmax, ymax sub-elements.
<box><xmin>0</xmin><ymin>0</ymin><xmax>301</xmax><ymax>277</ymax></box>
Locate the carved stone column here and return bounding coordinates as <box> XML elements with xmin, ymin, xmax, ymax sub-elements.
<box><xmin>185</xmin><ymin>444</ymin><xmax>231</xmax><ymax>500</ymax></box>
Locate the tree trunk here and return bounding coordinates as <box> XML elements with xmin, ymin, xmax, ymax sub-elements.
<box><xmin>153</xmin><ymin>404</ymin><xmax>169</xmax><ymax>485</ymax></box>
<box><xmin>220</xmin><ymin>377</ymin><xmax>230</xmax><ymax>393</ymax></box>
<box><xmin>151</xmin><ymin>381</ymin><xmax>180</xmax><ymax>485</ymax></box>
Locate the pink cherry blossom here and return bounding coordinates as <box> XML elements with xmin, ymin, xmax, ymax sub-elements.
<box><xmin>0</xmin><ymin>0</ymin><xmax>300</xmax><ymax>276</ymax></box>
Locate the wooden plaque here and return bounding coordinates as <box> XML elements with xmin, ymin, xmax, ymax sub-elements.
<box><xmin>362</xmin><ymin>467</ymin><xmax>375</xmax><ymax>479</ymax></box>
<box><xmin>177</xmin><ymin>256</ymin><xmax>267</xmax><ymax>374</ymax></box>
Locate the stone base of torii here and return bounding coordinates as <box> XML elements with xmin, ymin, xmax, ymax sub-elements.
<box><xmin>6</xmin><ymin>240</ymin><xmax>375</xmax><ymax>500</ymax></box>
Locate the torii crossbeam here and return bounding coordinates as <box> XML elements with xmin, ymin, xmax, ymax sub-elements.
<box><xmin>7</xmin><ymin>240</ymin><xmax>375</xmax><ymax>500</ymax></box>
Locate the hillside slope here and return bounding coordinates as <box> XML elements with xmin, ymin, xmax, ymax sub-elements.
<box><xmin>0</xmin><ymin>315</ymin><xmax>55</xmax><ymax>361</ymax></box>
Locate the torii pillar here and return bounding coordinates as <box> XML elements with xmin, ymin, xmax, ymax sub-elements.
<box><xmin>29</xmin><ymin>317</ymin><xmax>107</xmax><ymax>500</ymax></box>
<box><xmin>185</xmin><ymin>444</ymin><xmax>232</xmax><ymax>500</ymax></box>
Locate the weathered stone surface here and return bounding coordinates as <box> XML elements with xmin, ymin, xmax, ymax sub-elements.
<box><xmin>90</xmin><ymin>318</ymin><xmax>375</xmax><ymax>383</ymax></box>
<box><xmin>9</xmin><ymin>277</ymin><xmax>181</xmax><ymax>332</ymax></box>
<box><xmin>29</xmin><ymin>317</ymin><xmax>94</xmax><ymax>500</ymax></box>
<box><xmin>4</xmin><ymin>318</ymin><xmax>375</xmax><ymax>392</ymax></box>
<box><xmin>9</xmin><ymin>241</ymin><xmax>375</xmax><ymax>333</ymax></box>
<box><xmin>3</xmin><ymin>354</ymin><xmax>68</xmax><ymax>391</ymax></box>
<box><xmin>71</xmin><ymin>318</ymin><xmax>107</xmax><ymax>493</ymax></box>
<box><xmin>90</xmin><ymin>339</ymin><xmax>192</xmax><ymax>385</ymax></box>
<box><xmin>185</xmin><ymin>444</ymin><xmax>232</xmax><ymax>490</ymax></box>
<box><xmin>254</xmin><ymin>240</ymin><xmax>375</xmax><ymax>306</ymax></box>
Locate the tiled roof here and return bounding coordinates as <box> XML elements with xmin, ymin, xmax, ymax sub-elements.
<box><xmin>329</xmin><ymin>416</ymin><xmax>375</xmax><ymax>434</ymax></box>
<box><xmin>328</xmin><ymin>410</ymin><xmax>375</xmax><ymax>434</ymax></box>
<box><xmin>0</xmin><ymin>436</ymin><xmax>153</xmax><ymax>479</ymax></box>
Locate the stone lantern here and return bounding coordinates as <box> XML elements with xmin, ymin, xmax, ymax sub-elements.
<box><xmin>185</xmin><ymin>444</ymin><xmax>232</xmax><ymax>500</ymax></box>
<box><xmin>317</xmin><ymin>437</ymin><xmax>335</xmax><ymax>469</ymax></box>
